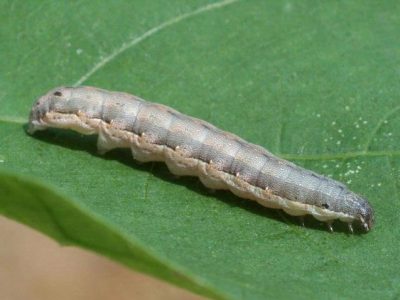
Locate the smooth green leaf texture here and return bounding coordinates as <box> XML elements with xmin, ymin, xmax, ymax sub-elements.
<box><xmin>1</xmin><ymin>1</ymin><xmax>399</xmax><ymax>299</ymax></box>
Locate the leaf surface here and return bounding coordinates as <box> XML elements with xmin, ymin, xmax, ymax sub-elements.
<box><xmin>1</xmin><ymin>1</ymin><xmax>399</xmax><ymax>299</ymax></box>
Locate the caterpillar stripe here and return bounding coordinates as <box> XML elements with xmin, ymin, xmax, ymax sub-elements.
<box><xmin>28</xmin><ymin>86</ymin><xmax>374</xmax><ymax>233</ymax></box>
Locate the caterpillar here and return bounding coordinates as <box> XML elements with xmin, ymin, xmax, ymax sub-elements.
<box><xmin>28</xmin><ymin>86</ymin><xmax>374</xmax><ymax>233</ymax></box>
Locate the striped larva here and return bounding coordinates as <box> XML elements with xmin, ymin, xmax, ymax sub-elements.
<box><xmin>28</xmin><ymin>86</ymin><xmax>374</xmax><ymax>233</ymax></box>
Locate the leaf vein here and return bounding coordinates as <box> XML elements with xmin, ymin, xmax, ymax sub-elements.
<box><xmin>0</xmin><ymin>116</ymin><xmax>26</xmax><ymax>125</ymax></box>
<box><xmin>72</xmin><ymin>0</ymin><xmax>240</xmax><ymax>86</ymax></box>
<box><xmin>363</xmin><ymin>105</ymin><xmax>400</xmax><ymax>152</ymax></box>
<box><xmin>1</xmin><ymin>117</ymin><xmax>399</xmax><ymax>160</ymax></box>
<box><xmin>386</xmin><ymin>156</ymin><xmax>399</xmax><ymax>201</ymax></box>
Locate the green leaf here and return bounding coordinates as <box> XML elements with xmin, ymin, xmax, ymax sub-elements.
<box><xmin>1</xmin><ymin>1</ymin><xmax>399</xmax><ymax>299</ymax></box>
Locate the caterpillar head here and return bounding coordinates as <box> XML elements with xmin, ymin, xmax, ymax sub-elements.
<box><xmin>346</xmin><ymin>192</ymin><xmax>374</xmax><ymax>232</ymax></box>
